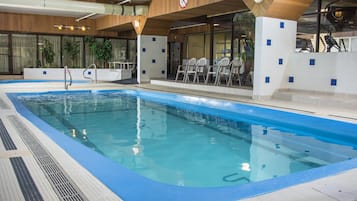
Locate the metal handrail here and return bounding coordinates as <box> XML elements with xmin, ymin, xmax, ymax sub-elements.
<box><xmin>83</xmin><ymin>63</ymin><xmax>97</xmax><ymax>83</ymax></box>
<box><xmin>64</xmin><ymin>66</ymin><xmax>72</xmax><ymax>90</ymax></box>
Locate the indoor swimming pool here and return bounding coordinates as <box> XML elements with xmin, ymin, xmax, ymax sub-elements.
<box><xmin>7</xmin><ymin>90</ymin><xmax>357</xmax><ymax>201</ymax></box>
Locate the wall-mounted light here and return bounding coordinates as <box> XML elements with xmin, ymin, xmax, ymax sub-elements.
<box><xmin>54</xmin><ymin>24</ymin><xmax>90</xmax><ymax>31</ymax></box>
<box><xmin>254</xmin><ymin>0</ymin><xmax>263</xmax><ymax>3</ymax></box>
<box><xmin>134</xmin><ymin>20</ymin><xmax>140</xmax><ymax>28</ymax></box>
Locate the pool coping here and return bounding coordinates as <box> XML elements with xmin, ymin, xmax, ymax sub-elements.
<box><xmin>6</xmin><ymin>89</ymin><xmax>357</xmax><ymax>201</ymax></box>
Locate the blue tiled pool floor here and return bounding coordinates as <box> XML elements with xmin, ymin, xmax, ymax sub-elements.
<box><xmin>1</xmin><ymin>82</ymin><xmax>357</xmax><ymax>201</ymax></box>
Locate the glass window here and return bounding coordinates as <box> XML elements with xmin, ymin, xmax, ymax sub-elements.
<box><xmin>187</xmin><ymin>33</ymin><xmax>205</xmax><ymax>59</ymax></box>
<box><xmin>85</xmin><ymin>38</ymin><xmax>104</xmax><ymax>67</ymax></box>
<box><xmin>63</xmin><ymin>36</ymin><xmax>83</xmax><ymax>68</ymax></box>
<box><xmin>111</xmin><ymin>39</ymin><xmax>127</xmax><ymax>61</ymax></box>
<box><xmin>0</xmin><ymin>34</ymin><xmax>9</xmax><ymax>73</ymax></box>
<box><xmin>39</xmin><ymin>35</ymin><xmax>61</xmax><ymax>67</ymax></box>
<box><xmin>128</xmin><ymin>39</ymin><xmax>137</xmax><ymax>62</ymax></box>
<box><xmin>12</xmin><ymin>34</ymin><xmax>36</xmax><ymax>74</ymax></box>
<box><xmin>213</xmin><ymin>31</ymin><xmax>231</xmax><ymax>62</ymax></box>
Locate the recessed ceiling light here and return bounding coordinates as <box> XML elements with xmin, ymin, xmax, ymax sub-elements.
<box><xmin>254</xmin><ymin>0</ymin><xmax>263</xmax><ymax>3</ymax></box>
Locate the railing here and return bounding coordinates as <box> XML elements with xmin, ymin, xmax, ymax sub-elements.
<box><xmin>64</xmin><ymin>65</ymin><xmax>72</xmax><ymax>90</ymax></box>
<box><xmin>83</xmin><ymin>63</ymin><xmax>97</xmax><ymax>83</ymax></box>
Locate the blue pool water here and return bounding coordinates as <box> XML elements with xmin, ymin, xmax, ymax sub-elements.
<box><xmin>8</xmin><ymin>90</ymin><xmax>357</xmax><ymax>200</ymax></box>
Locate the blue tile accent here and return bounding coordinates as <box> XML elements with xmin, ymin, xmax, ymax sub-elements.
<box><xmin>161</xmin><ymin>70</ymin><xmax>165</xmax><ymax>74</ymax></box>
<box><xmin>280</xmin><ymin>22</ymin><xmax>285</xmax><ymax>29</ymax></box>
<box><xmin>42</xmin><ymin>71</ymin><xmax>47</xmax><ymax>75</ymax></box>
<box><xmin>142</xmin><ymin>48</ymin><xmax>146</xmax><ymax>52</ymax></box>
<box><xmin>162</xmin><ymin>48</ymin><xmax>166</xmax><ymax>53</ymax></box>
<box><xmin>265</xmin><ymin>76</ymin><xmax>270</xmax><ymax>83</ymax></box>
<box><xmin>152</xmin><ymin>59</ymin><xmax>156</xmax><ymax>63</ymax></box>
<box><xmin>142</xmin><ymin>70</ymin><xmax>146</xmax><ymax>74</ymax></box>
<box><xmin>288</xmin><ymin>76</ymin><xmax>294</xmax><ymax>83</ymax></box>
<box><xmin>331</xmin><ymin>79</ymin><xmax>337</xmax><ymax>86</ymax></box>
<box><xmin>88</xmin><ymin>71</ymin><xmax>92</xmax><ymax>75</ymax></box>
<box><xmin>278</xmin><ymin>58</ymin><xmax>283</xmax><ymax>65</ymax></box>
<box><xmin>309</xmin><ymin>58</ymin><xmax>315</xmax><ymax>66</ymax></box>
<box><xmin>266</xmin><ymin>39</ymin><xmax>272</xmax><ymax>46</ymax></box>
<box><xmin>152</xmin><ymin>37</ymin><xmax>156</xmax><ymax>42</ymax></box>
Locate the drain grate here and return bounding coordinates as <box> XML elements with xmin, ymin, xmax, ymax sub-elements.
<box><xmin>8</xmin><ymin>115</ymin><xmax>88</xmax><ymax>201</ymax></box>
<box><xmin>0</xmin><ymin>118</ymin><xmax>17</xmax><ymax>150</ymax></box>
<box><xmin>10</xmin><ymin>157</ymin><xmax>44</xmax><ymax>201</ymax></box>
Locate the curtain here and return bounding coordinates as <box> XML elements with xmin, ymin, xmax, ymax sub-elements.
<box><xmin>111</xmin><ymin>39</ymin><xmax>127</xmax><ymax>61</ymax></box>
<box><xmin>0</xmin><ymin>34</ymin><xmax>9</xmax><ymax>73</ymax></box>
<box><xmin>12</xmin><ymin>34</ymin><xmax>36</xmax><ymax>74</ymax></box>
<box><xmin>63</xmin><ymin>36</ymin><xmax>83</xmax><ymax>68</ymax></box>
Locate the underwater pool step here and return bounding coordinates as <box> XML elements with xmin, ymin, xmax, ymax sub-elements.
<box><xmin>8</xmin><ymin>115</ymin><xmax>88</xmax><ymax>201</ymax></box>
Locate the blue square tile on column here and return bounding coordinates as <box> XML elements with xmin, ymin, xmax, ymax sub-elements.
<box><xmin>330</xmin><ymin>79</ymin><xmax>337</xmax><ymax>86</ymax></box>
<box><xmin>266</xmin><ymin>39</ymin><xmax>272</xmax><ymax>46</ymax></box>
<box><xmin>280</xmin><ymin>22</ymin><xmax>285</xmax><ymax>29</ymax></box>
<box><xmin>152</xmin><ymin>59</ymin><xmax>156</xmax><ymax>63</ymax></box>
<box><xmin>265</xmin><ymin>76</ymin><xmax>270</xmax><ymax>83</ymax></box>
<box><xmin>162</xmin><ymin>48</ymin><xmax>166</xmax><ymax>53</ymax></box>
<box><xmin>152</xmin><ymin>37</ymin><xmax>156</xmax><ymax>42</ymax></box>
<box><xmin>309</xmin><ymin>59</ymin><xmax>315</xmax><ymax>66</ymax></box>
<box><xmin>142</xmin><ymin>48</ymin><xmax>146</xmax><ymax>52</ymax></box>
<box><xmin>278</xmin><ymin>58</ymin><xmax>283</xmax><ymax>65</ymax></box>
<box><xmin>288</xmin><ymin>76</ymin><xmax>294</xmax><ymax>83</ymax></box>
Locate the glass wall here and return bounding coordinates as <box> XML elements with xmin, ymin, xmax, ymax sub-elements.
<box><xmin>0</xmin><ymin>34</ymin><xmax>9</xmax><ymax>73</ymax></box>
<box><xmin>297</xmin><ymin>0</ymin><xmax>357</xmax><ymax>53</ymax></box>
<box><xmin>128</xmin><ymin>39</ymin><xmax>137</xmax><ymax>62</ymax></box>
<box><xmin>38</xmin><ymin>35</ymin><xmax>61</xmax><ymax>67</ymax></box>
<box><xmin>111</xmin><ymin>39</ymin><xmax>127</xmax><ymax>61</ymax></box>
<box><xmin>63</xmin><ymin>36</ymin><xmax>84</xmax><ymax>68</ymax></box>
<box><xmin>85</xmin><ymin>38</ymin><xmax>104</xmax><ymax>67</ymax></box>
<box><xmin>12</xmin><ymin>34</ymin><xmax>36</xmax><ymax>74</ymax></box>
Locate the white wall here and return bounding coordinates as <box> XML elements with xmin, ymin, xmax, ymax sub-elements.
<box><xmin>283</xmin><ymin>52</ymin><xmax>357</xmax><ymax>95</ymax></box>
<box><xmin>253</xmin><ymin>17</ymin><xmax>297</xmax><ymax>100</ymax></box>
<box><xmin>24</xmin><ymin>68</ymin><xmax>131</xmax><ymax>81</ymax></box>
<box><xmin>137</xmin><ymin>35</ymin><xmax>167</xmax><ymax>83</ymax></box>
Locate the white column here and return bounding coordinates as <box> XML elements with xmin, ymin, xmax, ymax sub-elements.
<box><xmin>137</xmin><ymin>35</ymin><xmax>168</xmax><ymax>83</ymax></box>
<box><xmin>253</xmin><ymin>17</ymin><xmax>297</xmax><ymax>100</ymax></box>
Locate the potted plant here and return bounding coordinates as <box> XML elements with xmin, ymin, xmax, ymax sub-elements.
<box><xmin>85</xmin><ymin>36</ymin><xmax>112</xmax><ymax>68</ymax></box>
<box><xmin>42</xmin><ymin>39</ymin><xmax>55</xmax><ymax>67</ymax></box>
<box><xmin>64</xmin><ymin>39</ymin><xmax>80</xmax><ymax>68</ymax></box>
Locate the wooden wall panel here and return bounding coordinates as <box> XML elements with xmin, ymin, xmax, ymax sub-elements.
<box><xmin>0</xmin><ymin>12</ymin><xmax>117</xmax><ymax>37</ymax></box>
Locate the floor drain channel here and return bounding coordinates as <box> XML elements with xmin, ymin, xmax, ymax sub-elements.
<box><xmin>8</xmin><ymin>115</ymin><xmax>88</xmax><ymax>201</ymax></box>
<box><xmin>0</xmin><ymin>118</ymin><xmax>17</xmax><ymax>150</ymax></box>
<box><xmin>10</xmin><ymin>157</ymin><xmax>44</xmax><ymax>201</ymax></box>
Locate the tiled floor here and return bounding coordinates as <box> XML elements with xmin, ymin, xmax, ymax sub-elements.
<box><xmin>1</xmin><ymin>80</ymin><xmax>357</xmax><ymax>201</ymax></box>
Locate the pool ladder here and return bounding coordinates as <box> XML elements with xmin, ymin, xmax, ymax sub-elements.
<box><xmin>83</xmin><ymin>63</ymin><xmax>97</xmax><ymax>83</ymax></box>
<box><xmin>64</xmin><ymin>65</ymin><xmax>72</xmax><ymax>90</ymax></box>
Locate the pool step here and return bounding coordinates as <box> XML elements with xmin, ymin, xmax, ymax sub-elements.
<box><xmin>273</xmin><ymin>89</ymin><xmax>357</xmax><ymax>110</ymax></box>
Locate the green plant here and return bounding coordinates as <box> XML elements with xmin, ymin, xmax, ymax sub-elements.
<box><xmin>64</xmin><ymin>39</ymin><xmax>80</xmax><ymax>68</ymax></box>
<box><xmin>85</xmin><ymin>36</ymin><xmax>112</xmax><ymax>67</ymax></box>
<box><xmin>43</xmin><ymin>40</ymin><xmax>55</xmax><ymax>67</ymax></box>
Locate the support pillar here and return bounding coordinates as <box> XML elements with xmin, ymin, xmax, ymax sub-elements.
<box><xmin>137</xmin><ymin>35</ymin><xmax>168</xmax><ymax>83</ymax></box>
<box><xmin>253</xmin><ymin>17</ymin><xmax>297</xmax><ymax>100</ymax></box>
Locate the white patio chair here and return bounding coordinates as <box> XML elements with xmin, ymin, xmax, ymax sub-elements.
<box><xmin>193</xmin><ymin>57</ymin><xmax>208</xmax><ymax>83</ymax></box>
<box><xmin>184</xmin><ymin>58</ymin><xmax>197</xmax><ymax>83</ymax></box>
<box><xmin>175</xmin><ymin>59</ymin><xmax>191</xmax><ymax>82</ymax></box>
<box><xmin>214</xmin><ymin>57</ymin><xmax>231</xmax><ymax>86</ymax></box>
<box><xmin>227</xmin><ymin>58</ymin><xmax>243</xmax><ymax>87</ymax></box>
